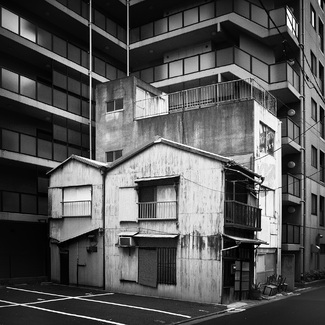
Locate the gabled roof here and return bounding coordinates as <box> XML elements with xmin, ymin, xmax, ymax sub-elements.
<box><xmin>47</xmin><ymin>154</ymin><xmax>109</xmax><ymax>175</ymax></box>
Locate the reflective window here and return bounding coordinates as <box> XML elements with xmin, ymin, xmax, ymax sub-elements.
<box><xmin>184</xmin><ymin>56</ymin><xmax>199</xmax><ymax>74</ymax></box>
<box><xmin>154</xmin><ymin>65</ymin><xmax>168</xmax><ymax>81</ymax></box>
<box><xmin>68</xmin><ymin>43</ymin><xmax>81</xmax><ymax>64</ymax></box>
<box><xmin>200</xmin><ymin>3</ymin><xmax>215</xmax><ymax>21</ymax></box>
<box><xmin>200</xmin><ymin>52</ymin><xmax>215</xmax><ymax>70</ymax></box>
<box><xmin>2</xmin><ymin>129</ymin><xmax>19</xmax><ymax>152</ymax></box>
<box><xmin>37</xmin><ymin>28</ymin><xmax>52</xmax><ymax>50</ymax></box>
<box><xmin>1</xmin><ymin>8</ymin><xmax>19</xmax><ymax>33</ymax></box>
<box><xmin>20</xmin><ymin>76</ymin><xmax>36</xmax><ymax>98</ymax></box>
<box><xmin>2</xmin><ymin>69</ymin><xmax>19</xmax><ymax>93</ymax></box>
<box><xmin>2</xmin><ymin>192</ymin><xmax>19</xmax><ymax>212</ymax></box>
<box><xmin>68</xmin><ymin>77</ymin><xmax>81</xmax><ymax>95</ymax></box>
<box><xmin>53</xmin><ymin>124</ymin><xmax>67</xmax><ymax>142</ymax></box>
<box><xmin>21</xmin><ymin>134</ymin><xmax>36</xmax><ymax>156</ymax></box>
<box><xmin>155</xmin><ymin>19</ymin><xmax>168</xmax><ymax>35</ymax></box>
<box><xmin>54</xmin><ymin>143</ymin><xmax>67</xmax><ymax>161</ymax></box>
<box><xmin>94</xmin><ymin>57</ymin><xmax>105</xmax><ymax>75</ymax></box>
<box><xmin>37</xmin><ymin>83</ymin><xmax>52</xmax><ymax>105</ymax></box>
<box><xmin>82</xmin><ymin>100</ymin><xmax>90</xmax><ymax>118</ymax></box>
<box><xmin>38</xmin><ymin>196</ymin><xmax>48</xmax><ymax>215</ymax></box>
<box><xmin>94</xmin><ymin>9</ymin><xmax>105</xmax><ymax>29</ymax></box>
<box><xmin>141</xmin><ymin>23</ymin><xmax>154</xmax><ymax>39</ymax></box>
<box><xmin>68</xmin><ymin>129</ymin><xmax>81</xmax><ymax>146</ymax></box>
<box><xmin>68</xmin><ymin>94</ymin><xmax>81</xmax><ymax>115</ymax></box>
<box><xmin>37</xmin><ymin>139</ymin><xmax>52</xmax><ymax>159</ymax></box>
<box><xmin>53</xmin><ymin>71</ymin><xmax>67</xmax><ymax>89</ymax></box>
<box><xmin>53</xmin><ymin>89</ymin><xmax>67</xmax><ymax>110</ymax></box>
<box><xmin>21</xmin><ymin>194</ymin><xmax>37</xmax><ymax>214</ymax></box>
<box><xmin>53</xmin><ymin>36</ymin><xmax>67</xmax><ymax>57</ymax></box>
<box><xmin>20</xmin><ymin>18</ymin><xmax>36</xmax><ymax>42</ymax></box>
<box><xmin>169</xmin><ymin>60</ymin><xmax>183</xmax><ymax>77</ymax></box>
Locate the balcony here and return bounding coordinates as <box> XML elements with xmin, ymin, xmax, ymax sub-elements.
<box><xmin>224</xmin><ymin>200</ymin><xmax>261</xmax><ymax>231</ymax></box>
<box><xmin>282</xmin><ymin>223</ymin><xmax>301</xmax><ymax>251</ymax></box>
<box><xmin>138</xmin><ymin>201</ymin><xmax>177</xmax><ymax>220</ymax></box>
<box><xmin>62</xmin><ymin>200</ymin><xmax>91</xmax><ymax>217</ymax></box>
<box><xmin>135</xmin><ymin>78</ymin><xmax>276</xmax><ymax>119</ymax></box>
<box><xmin>280</xmin><ymin>117</ymin><xmax>301</xmax><ymax>155</ymax></box>
<box><xmin>282</xmin><ymin>174</ymin><xmax>301</xmax><ymax>205</ymax></box>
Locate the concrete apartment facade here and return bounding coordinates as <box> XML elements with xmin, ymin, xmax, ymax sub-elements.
<box><xmin>1</xmin><ymin>0</ymin><xmax>325</xmax><ymax>287</ymax></box>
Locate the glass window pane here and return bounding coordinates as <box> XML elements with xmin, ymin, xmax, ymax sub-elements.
<box><xmin>68</xmin><ymin>129</ymin><xmax>81</xmax><ymax>146</ymax></box>
<box><xmin>169</xmin><ymin>13</ymin><xmax>182</xmax><ymax>31</ymax></box>
<box><xmin>54</xmin><ymin>142</ymin><xmax>67</xmax><ymax>161</ymax></box>
<box><xmin>20</xmin><ymin>76</ymin><xmax>36</xmax><ymax>98</ymax></box>
<box><xmin>38</xmin><ymin>178</ymin><xmax>48</xmax><ymax>193</ymax></box>
<box><xmin>184</xmin><ymin>8</ymin><xmax>198</xmax><ymax>26</ymax></box>
<box><xmin>2</xmin><ymin>69</ymin><xmax>19</xmax><ymax>93</ymax></box>
<box><xmin>106</xmin><ymin>18</ymin><xmax>117</xmax><ymax>36</ymax></box>
<box><xmin>94</xmin><ymin>57</ymin><xmax>105</xmax><ymax>76</ymax></box>
<box><xmin>141</xmin><ymin>23</ymin><xmax>154</xmax><ymax>39</ymax></box>
<box><xmin>38</xmin><ymin>196</ymin><xmax>48</xmax><ymax>215</ymax></box>
<box><xmin>2</xmin><ymin>192</ymin><xmax>19</xmax><ymax>212</ymax></box>
<box><xmin>1</xmin><ymin>8</ymin><xmax>19</xmax><ymax>34</ymax></box>
<box><xmin>106</xmin><ymin>64</ymin><xmax>116</xmax><ymax>80</ymax></box>
<box><xmin>21</xmin><ymin>134</ymin><xmax>36</xmax><ymax>156</ymax></box>
<box><xmin>68</xmin><ymin>146</ymin><xmax>81</xmax><ymax>156</ymax></box>
<box><xmin>38</xmin><ymin>139</ymin><xmax>52</xmax><ymax>159</ymax></box>
<box><xmin>53</xmin><ymin>36</ymin><xmax>67</xmax><ymax>57</ymax></box>
<box><xmin>68</xmin><ymin>77</ymin><xmax>81</xmax><ymax>95</ymax></box>
<box><xmin>53</xmin><ymin>89</ymin><xmax>67</xmax><ymax>110</ymax></box>
<box><xmin>82</xmin><ymin>100</ymin><xmax>90</xmax><ymax>118</ymax></box>
<box><xmin>53</xmin><ymin>70</ymin><xmax>67</xmax><ymax>88</ymax></box>
<box><xmin>20</xmin><ymin>18</ymin><xmax>36</xmax><ymax>42</ymax></box>
<box><xmin>21</xmin><ymin>194</ymin><xmax>37</xmax><ymax>214</ymax></box>
<box><xmin>141</xmin><ymin>68</ymin><xmax>154</xmax><ymax>83</ymax></box>
<box><xmin>37</xmin><ymin>83</ymin><xmax>52</xmax><ymax>105</ymax></box>
<box><xmin>68</xmin><ymin>0</ymin><xmax>81</xmax><ymax>15</ymax></box>
<box><xmin>68</xmin><ymin>94</ymin><xmax>81</xmax><ymax>115</ymax></box>
<box><xmin>169</xmin><ymin>60</ymin><xmax>183</xmax><ymax>77</ymax></box>
<box><xmin>94</xmin><ymin>9</ymin><xmax>105</xmax><ymax>29</ymax></box>
<box><xmin>68</xmin><ymin>43</ymin><xmax>81</xmax><ymax>64</ymax></box>
<box><xmin>2</xmin><ymin>129</ymin><xmax>19</xmax><ymax>152</ymax></box>
<box><xmin>82</xmin><ymin>133</ymin><xmax>89</xmax><ymax>148</ymax></box>
<box><xmin>37</xmin><ymin>28</ymin><xmax>52</xmax><ymax>50</ymax></box>
<box><xmin>53</xmin><ymin>124</ymin><xmax>67</xmax><ymax>141</ymax></box>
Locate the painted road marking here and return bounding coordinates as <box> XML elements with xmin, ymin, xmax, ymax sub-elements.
<box><xmin>5</xmin><ymin>286</ymin><xmax>191</xmax><ymax>319</ymax></box>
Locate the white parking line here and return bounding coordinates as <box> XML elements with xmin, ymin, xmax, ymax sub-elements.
<box><xmin>5</xmin><ymin>286</ymin><xmax>191</xmax><ymax>319</ymax></box>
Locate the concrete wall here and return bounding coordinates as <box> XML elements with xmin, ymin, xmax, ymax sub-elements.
<box><xmin>96</xmin><ymin>77</ymin><xmax>255</xmax><ymax>167</ymax></box>
<box><xmin>104</xmin><ymin>143</ymin><xmax>224</xmax><ymax>303</ymax></box>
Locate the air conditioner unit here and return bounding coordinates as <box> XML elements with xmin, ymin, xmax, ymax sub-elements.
<box><xmin>118</xmin><ymin>236</ymin><xmax>135</xmax><ymax>247</ymax></box>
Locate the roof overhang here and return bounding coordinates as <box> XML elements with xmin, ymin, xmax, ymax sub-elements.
<box><xmin>133</xmin><ymin>233</ymin><xmax>179</xmax><ymax>239</ymax></box>
<box><xmin>223</xmin><ymin>234</ymin><xmax>268</xmax><ymax>246</ymax></box>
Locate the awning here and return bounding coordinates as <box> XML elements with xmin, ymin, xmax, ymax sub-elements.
<box><xmin>223</xmin><ymin>234</ymin><xmax>268</xmax><ymax>246</ymax></box>
<box><xmin>51</xmin><ymin>228</ymin><xmax>101</xmax><ymax>245</ymax></box>
<box><xmin>118</xmin><ymin>231</ymin><xmax>139</xmax><ymax>237</ymax></box>
<box><xmin>133</xmin><ymin>233</ymin><xmax>179</xmax><ymax>238</ymax></box>
<box><xmin>135</xmin><ymin>175</ymin><xmax>179</xmax><ymax>183</ymax></box>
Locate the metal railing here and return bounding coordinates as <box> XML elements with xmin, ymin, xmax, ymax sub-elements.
<box><xmin>282</xmin><ymin>223</ymin><xmax>300</xmax><ymax>244</ymax></box>
<box><xmin>135</xmin><ymin>79</ymin><xmax>277</xmax><ymax>119</ymax></box>
<box><xmin>62</xmin><ymin>200</ymin><xmax>91</xmax><ymax>216</ymax></box>
<box><xmin>224</xmin><ymin>200</ymin><xmax>261</xmax><ymax>230</ymax></box>
<box><xmin>138</xmin><ymin>201</ymin><xmax>177</xmax><ymax>219</ymax></box>
<box><xmin>282</xmin><ymin>174</ymin><xmax>300</xmax><ymax>197</ymax></box>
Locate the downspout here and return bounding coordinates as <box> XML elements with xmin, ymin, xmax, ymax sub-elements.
<box><xmin>89</xmin><ymin>0</ymin><xmax>93</xmax><ymax>159</ymax></box>
<box><xmin>126</xmin><ymin>0</ymin><xmax>130</xmax><ymax>76</ymax></box>
<box><xmin>101</xmin><ymin>167</ymin><xmax>107</xmax><ymax>290</ymax></box>
<box><xmin>300</xmin><ymin>0</ymin><xmax>306</xmax><ymax>277</ymax></box>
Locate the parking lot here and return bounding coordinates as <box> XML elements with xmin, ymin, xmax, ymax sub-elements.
<box><xmin>0</xmin><ymin>283</ymin><xmax>226</xmax><ymax>325</ymax></box>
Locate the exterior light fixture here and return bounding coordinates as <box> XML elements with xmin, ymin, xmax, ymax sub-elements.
<box><xmin>288</xmin><ymin>206</ymin><xmax>296</xmax><ymax>213</ymax></box>
<box><xmin>287</xmin><ymin>161</ymin><xmax>296</xmax><ymax>168</ymax></box>
<box><xmin>287</xmin><ymin>109</ymin><xmax>296</xmax><ymax>116</ymax></box>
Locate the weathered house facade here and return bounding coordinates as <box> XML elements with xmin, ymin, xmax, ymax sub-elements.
<box><xmin>48</xmin><ymin>137</ymin><xmax>275</xmax><ymax>304</ymax></box>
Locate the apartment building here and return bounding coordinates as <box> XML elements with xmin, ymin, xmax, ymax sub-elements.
<box><xmin>1</xmin><ymin>0</ymin><xmax>325</xmax><ymax>285</ymax></box>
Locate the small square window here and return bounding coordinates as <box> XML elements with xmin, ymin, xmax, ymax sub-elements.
<box><xmin>106</xmin><ymin>98</ymin><xmax>123</xmax><ymax>112</ymax></box>
<box><xmin>106</xmin><ymin>150</ymin><xmax>122</xmax><ymax>162</ymax></box>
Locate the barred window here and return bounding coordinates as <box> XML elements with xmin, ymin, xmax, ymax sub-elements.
<box><xmin>158</xmin><ymin>248</ymin><xmax>176</xmax><ymax>285</ymax></box>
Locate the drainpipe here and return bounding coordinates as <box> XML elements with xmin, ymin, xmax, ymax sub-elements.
<box><xmin>300</xmin><ymin>0</ymin><xmax>306</xmax><ymax>278</ymax></box>
<box><xmin>100</xmin><ymin>167</ymin><xmax>107</xmax><ymax>290</ymax></box>
<box><xmin>126</xmin><ymin>0</ymin><xmax>130</xmax><ymax>76</ymax></box>
<box><xmin>89</xmin><ymin>0</ymin><xmax>93</xmax><ymax>159</ymax></box>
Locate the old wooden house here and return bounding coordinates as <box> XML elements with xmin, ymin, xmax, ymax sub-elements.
<box><xmin>48</xmin><ymin>137</ymin><xmax>268</xmax><ymax>304</ymax></box>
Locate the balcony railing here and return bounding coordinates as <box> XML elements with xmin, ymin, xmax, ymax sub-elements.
<box><xmin>135</xmin><ymin>78</ymin><xmax>277</xmax><ymax>119</ymax></box>
<box><xmin>138</xmin><ymin>201</ymin><xmax>177</xmax><ymax>220</ymax></box>
<box><xmin>224</xmin><ymin>200</ymin><xmax>261</xmax><ymax>231</ymax></box>
<box><xmin>131</xmin><ymin>1</ymin><xmax>298</xmax><ymax>43</ymax></box>
<box><xmin>282</xmin><ymin>223</ymin><xmax>300</xmax><ymax>244</ymax></box>
<box><xmin>280</xmin><ymin>117</ymin><xmax>301</xmax><ymax>145</ymax></box>
<box><xmin>62</xmin><ymin>200</ymin><xmax>91</xmax><ymax>217</ymax></box>
<box><xmin>282</xmin><ymin>174</ymin><xmax>300</xmax><ymax>197</ymax></box>
<box><xmin>134</xmin><ymin>46</ymin><xmax>299</xmax><ymax>95</ymax></box>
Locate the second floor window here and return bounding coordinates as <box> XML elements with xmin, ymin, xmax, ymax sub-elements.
<box><xmin>107</xmin><ymin>98</ymin><xmax>123</xmax><ymax>112</ymax></box>
<box><xmin>136</xmin><ymin>176</ymin><xmax>179</xmax><ymax>220</ymax></box>
<box><xmin>312</xmin><ymin>146</ymin><xmax>318</xmax><ymax>168</ymax></box>
<box><xmin>312</xmin><ymin>193</ymin><xmax>318</xmax><ymax>215</ymax></box>
<box><xmin>62</xmin><ymin>185</ymin><xmax>91</xmax><ymax>217</ymax></box>
<box><xmin>106</xmin><ymin>150</ymin><xmax>122</xmax><ymax>162</ymax></box>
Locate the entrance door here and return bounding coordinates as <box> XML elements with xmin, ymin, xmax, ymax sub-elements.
<box><xmin>60</xmin><ymin>250</ymin><xmax>69</xmax><ymax>285</ymax></box>
<box><xmin>234</xmin><ymin>260</ymin><xmax>250</xmax><ymax>300</ymax></box>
